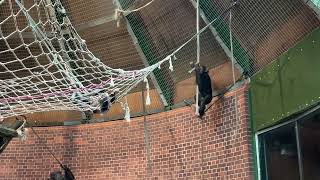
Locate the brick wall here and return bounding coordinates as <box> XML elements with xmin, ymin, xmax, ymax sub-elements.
<box><xmin>0</xmin><ymin>86</ymin><xmax>253</xmax><ymax>180</ymax></box>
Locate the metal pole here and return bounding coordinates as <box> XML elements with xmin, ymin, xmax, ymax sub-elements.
<box><xmin>255</xmin><ymin>133</ymin><xmax>262</xmax><ymax>180</ymax></box>
<box><xmin>195</xmin><ymin>0</ymin><xmax>200</xmax><ymax>115</ymax></box>
<box><xmin>295</xmin><ymin>121</ymin><xmax>304</xmax><ymax>180</ymax></box>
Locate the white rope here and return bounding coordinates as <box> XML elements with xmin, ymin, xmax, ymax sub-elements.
<box><xmin>0</xmin><ymin>0</ymin><xmax>236</xmax><ymax>119</ymax></box>
<box><xmin>124</xmin><ymin>97</ymin><xmax>131</xmax><ymax>121</ymax></box>
<box><xmin>114</xmin><ymin>0</ymin><xmax>155</xmax><ymax>27</ymax></box>
<box><xmin>116</xmin><ymin>0</ymin><xmax>155</xmax><ymax>14</ymax></box>
<box><xmin>229</xmin><ymin>5</ymin><xmax>241</xmax><ymax>153</ymax></box>
<box><xmin>16</xmin><ymin>119</ymin><xmax>27</xmax><ymax>141</ymax></box>
<box><xmin>144</xmin><ymin>77</ymin><xmax>151</xmax><ymax>105</ymax></box>
<box><xmin>169</xmin><ymin>57</ymin><xmax>174</xmax><ymax>71</ymax></box>
<box><xmin>229</xmin><ymin>4</ymin><xmax>238</xmax><ymax>117</ymax></box>
<box><xmin>0</xmin><ymin>0</ymin><xmax>5</xmax><ymax>5</ymax></box>
<box><xmin>195</xmin><ymin>0</ymin><xmax>200</xmax><ymax>116</ymax></box>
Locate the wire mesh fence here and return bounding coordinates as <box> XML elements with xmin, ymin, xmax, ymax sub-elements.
<box><xmin>0</xmin><ymin>0</ymin><xmax>319</xmax><ymax>123</ymax></box>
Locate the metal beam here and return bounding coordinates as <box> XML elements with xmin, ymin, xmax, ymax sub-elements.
<box><xmin>189</xmin><ymin>0</ymin><xmax>244</xmax><ymax>74</ymax></box>
<box><xmin>114</xmin><ymin>0</ymin><xmax>169</xmax><ymax>107</ymax></box>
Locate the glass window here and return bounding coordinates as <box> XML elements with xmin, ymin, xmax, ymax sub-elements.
<box><xmin>258</xmin><ymin>108</ymin><xmax>320</xmax><ymax>180</ymax></box>
<box><xmin>299</xmin><ymin>114</ymin><xmax>320</xmax><ymax>180</ymax></box>
<box><xmin>260</xmin><ymin>124</ymin><xmax>300</xmax><ymax>180</ymax></box>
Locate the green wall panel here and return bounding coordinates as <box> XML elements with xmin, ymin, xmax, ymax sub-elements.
<box><xmin>251</xmin><ymin>27</ymin><xmax>320</xmax><ymax>131</ymax></box>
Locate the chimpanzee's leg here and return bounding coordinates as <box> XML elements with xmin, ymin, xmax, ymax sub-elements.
<box><xmin>198</xmin><ymin>94</ymin><xmax>213</xmax><ymax>118</ymax></box>
<box><xmin>100</xmin><ymin>96</ymin><xmax>110</xmax><ymax>113</ymax></box>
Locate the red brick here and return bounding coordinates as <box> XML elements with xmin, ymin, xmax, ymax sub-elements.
<box><xmin>0</xmin><ymin>86</ymin><xmax>253</xmax><ymax>179</ymax></box>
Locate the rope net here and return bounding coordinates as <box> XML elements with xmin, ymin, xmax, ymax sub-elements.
<box><xmin>0</xmin><ymin>0</ymin><xmax>171</xmax><ymax>120</ymax></box>
<box><xmin>0</xmin><ymin>0</ymin><xmax>319</xmax><ymax>121</ymax></box>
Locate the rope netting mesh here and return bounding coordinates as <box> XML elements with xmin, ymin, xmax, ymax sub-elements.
<box><xmin>0</xmin><ymin>0</ymin><xmax>319</xmax><ymax>120</ymax></box>
<box><xmin>113</xmin><ymin>0</ymin><xmax>319</xmax><ymax>106</ymax></box>
<box><xmin>0</xmin><ymin>0</ymin><xmax>174</xmax><ymax>120</ymax></box>
<box><xmin>201</xmin><ymin>0</ymin><xmax>320</xmax><ymax>75</ymax></box>
<box><xmin>116</xmin><ymin>0</ymin><xmax>233</xmax><ymax>106</ymax></box>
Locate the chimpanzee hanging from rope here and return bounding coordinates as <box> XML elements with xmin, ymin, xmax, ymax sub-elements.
<box><xmin>192</xmin><ymin>63</ymin><xmax>213</xmax><ymax>119</ymax></box>
<box><xmin>196</xmin><ymin>64</ymin><xmax>213</xmax><ymax>118</ymax></box>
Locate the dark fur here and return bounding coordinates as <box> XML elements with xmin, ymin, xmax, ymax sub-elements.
<box><xmin>49</xmin><ymin>166</ymin><xmax>75</xmax><ymax>180</ymax></box>
<box><xmin>195</xmin><ymin>65</ymin><xmax>213</xmax><ymax>118</ymax></box>
<box><xmin>100</xmin><ymin>93</ymin><xmax>116</xmax><ymax>113</ymax></box>
<box><xmin>0</xmin><ymin>119</ymin><xmax>25</xmax><ymax>154</ymax></box>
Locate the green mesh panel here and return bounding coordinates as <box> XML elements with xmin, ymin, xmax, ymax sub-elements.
<box><xmin>126</xmin><ymin>13</ymin><xmax>175</xmax><ymax>106</ymax></box>
<box><xmin>199</xmin><ymin>0</ymin><xmax>253</xmax><ymax>75</ymax></box>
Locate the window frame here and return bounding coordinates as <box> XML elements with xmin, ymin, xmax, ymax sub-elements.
<box><xmin>255</xmin><ymin>104</ymin><xmax>320</xmax><ymax>180</ymax></box>
<box><xmin>304</xmin><ymin>0</ymin><xmax>320</xmax><ymax>18</ymax></box>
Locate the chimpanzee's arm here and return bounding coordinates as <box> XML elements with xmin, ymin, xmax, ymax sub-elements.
<box><xmin>195</xmin><ymin>65</ymin><xmax>201</xmax><ymax>86</ymax></box>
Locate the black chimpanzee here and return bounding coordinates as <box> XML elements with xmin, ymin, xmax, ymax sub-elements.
<box><xmin>49</xmin><ymin>165</ymin><xmax>75</xmax><ymax>180</ymax></box>
<box><xmin>0</xmin><ymin>119</ymin><xmax>25</xmax><ymax>154</ymax></box>
<box><xmin>92</xmin><ymin>92</ymin><xmax>116</xmax><ymax>114</ymax></box>
<box><xmin>195</xmin><ymin>64</ymin><xmax>213</xmax><ymax>118</ymax></box>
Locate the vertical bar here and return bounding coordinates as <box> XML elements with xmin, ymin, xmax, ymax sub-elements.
<box><xmin>229</xmin><ymin>6</ymin><xmax>236</xmax><ymax>85</ymax></box>
<box><xmin>195</xmin><ymin>0</ymin><xmax>200</xmax><ymax>115</ymax></box>
<box><xmin>255</xmin><ymin>133</ymin><xmax>262</xmax><ymax>180</ymax></box>
<box><xmin>295</xmin><ymin>121</ymin><xmax>304</xmax><ymax>180</ymax></box>
<box><xmin>263</xmin><ymin>136</ymin><xmax>269</xmax><ymax>180</ymax></box>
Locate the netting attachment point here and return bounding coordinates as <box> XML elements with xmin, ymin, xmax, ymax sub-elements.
<box><xmin>169</xmin><ymin>57</ymin><xmax>174</xmax><ymax>71</ymax></box>
<box><xmin>110</xmin><ymin>77</ymin><xmax>115</xmax><ymax>87</ymax></box>
<box><xmin>124</xmin><ymin>97</ymin><xmax>130</xmax><ymax>122</ymax></box>
<box><xmin>173</xmin><ymin>54</ymin><xmax>177</xmax><ymax>60</ymax></box>
<box><xmin>144</xmin><ymin>77</ymin><xmax>151</xmax><ymax>105</ymax></box>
